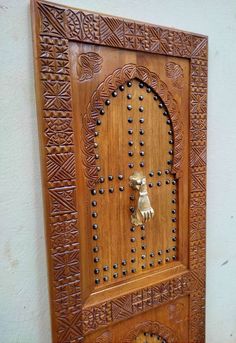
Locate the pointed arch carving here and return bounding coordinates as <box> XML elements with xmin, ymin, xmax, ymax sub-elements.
<box><xmin>82</xmin><ymin>63</ymin><xmax>184</xmax><ymax>189</ymax></box>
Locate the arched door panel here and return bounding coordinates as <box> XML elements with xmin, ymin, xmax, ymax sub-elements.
<box><xmin>85</xmin><ymin>78</ymin><xmax>178</xmax><ymax>289</ymax></box>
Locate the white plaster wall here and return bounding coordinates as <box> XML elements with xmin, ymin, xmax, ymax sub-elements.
<box><xmin>0</xmin><ymin>0</ymin><xmax>236</xmax><ymax>342</ymax></box>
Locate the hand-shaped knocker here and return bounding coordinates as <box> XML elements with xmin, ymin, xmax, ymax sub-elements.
<box><xmin>129</xmin><ymin>172</ymin><xmax>155</xmax><ymax>226</ymax></box>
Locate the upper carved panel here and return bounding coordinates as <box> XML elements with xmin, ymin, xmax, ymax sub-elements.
<box><xmin>82</xmin><ymin>63</ymin><xmax>183</xmax><ymax>189</ymax></box>
<box><xmin>37</xmin><ymin>1</ymin><xmax>208</xmax><ymax>60</ymax></box>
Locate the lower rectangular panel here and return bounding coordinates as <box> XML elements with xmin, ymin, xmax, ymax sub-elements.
<box><xmin>85</xmin><ymin>296</ymin><xmax>189</xmax><ymax>343</ymax></box>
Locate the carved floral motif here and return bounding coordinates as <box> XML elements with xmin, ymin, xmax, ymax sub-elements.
<box><xmin>165</xmin><ymin>62</ymin><xmax>184</xmax><ymax>89</ymax></box>
<box><xmin>77</xmin><ymin>52</ymin><xmax>103</xmax><ymax>81</ymax></box>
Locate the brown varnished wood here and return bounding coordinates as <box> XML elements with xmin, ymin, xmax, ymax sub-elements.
<box><xmin>89</xmin><ymin>296</ymin><xmax>189</xmax><ymax>342</ymax></box>
<box><xmin>31</xmin><ymin>1</ymin><xmax>207</xmax><ymax>342</ymax></box>
<box><xmin>70</xmin><ymin>46</ymin><xmax>190</xmax><ymax>302</ymax></box>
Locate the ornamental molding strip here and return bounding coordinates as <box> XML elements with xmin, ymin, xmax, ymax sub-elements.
<box><xmin>37</xmin><ymin>1</ymin><xmax>208</xmax><ymax>60</ymax></box>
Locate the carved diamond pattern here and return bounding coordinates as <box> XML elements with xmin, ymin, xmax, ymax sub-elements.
<box><xmin>192</xmin><ymin>36</ymin><xmax>208</xmax><ymax>59</ymax></box>
<box><xmin>190</xmin><ymin>114</ymin><xmax>207</xmax><ymax>130</ymax></box>
<box><xmin>82</xmin><ymin>303</ymin><xmax>112</xmax><ymax>333</ymax></box>
<box><xmin>152</xmin><ymin>283</ymin><xmax>170</xmax><ymax>305</ymax></box>
<box><xmin>190</xmin><ymin>207</ymin><xmax>206</xmax><ymax>224</ymax></box>
<box><xmin>192</xmin><ymin>60</ymin><xmax>207</xmax><ymax>76</ymax></box>
<box><xmin>40</xmin><ymin>42</ymin><xmax>54</xmax><ymax>59</ymax></box>
<box><xmin>55</xmin><ymin>291</ymin><xmax>81</xmax><ymax>315</ymax></box>
<box><xmin>171</xmin><ymin>31</ymin><xmax>192</xmax><ymax>57</ymax></box>
<box><xmin>51</xmin><ymin>218</ymin><xmax>78</xmax><ymax>250</ymax></box>
<box><xmin>100</xmin><ymin>17</ymin><xmax>124</xmax><ymax>47</ymax></box>
<box><xmin>190</xmin><ymin>221</ymin><xmax>205</xmax><ymax>242</ymax></box>
<box><xmin>191</xmin><ymin>60</ymin><xmax>207</xmax><ymax>89</ymax></box>
<box><xmin>52</xmin><ymin>249</ymin><xmax>80</xmax><ymax>281</ymax></box>
<box><xmin>44</xmin><ymin>117</ymin><xmax>73</xmax><ymax>147</ymax></box>
<box><xmin>190</xmin><ymin>192</ymin><xmax>206</xmax><ymax>208</ymax></box>
<box><xmin>170</xmin><ymin>277</ymin><xmax>186</xmax><ymax>299</ymax></box>
<box><xmin>39</xmin><ymin>4</ymin><xmax>65</xmax><ymax>37</ymax></box>
<box><xmin>41</xmin><ymin>58</ymin><xmax>69</xmax><ymax>75</ymax></box>
<box><xmin>190</xmin><ymin>239</ymin><xmax>205</xmax><ymax>271</ymax></box>
<box><xmin>191</xmin><ymin>167</ymin><xmax>206</xmax><ymax>192</ymax></box>
<box><xmin>149</xmin><ymin>27</ymin><xmax>170</xmax><ymax>54</ymax></box>
<box><xmin>46</xmin><ymin>153</ymin><xmax>75</xmax><ymax>182</ymax></box>
<box><xmin>124</xmin><ymin>23</ymin><xmax>149</xmax><ymax>50</ymax></box>
<box><xmin>55</xmin><ymin>279</ymin><xmax>80</xmax><ymax>302</ymax></box>
<box><xmin>132</xmin><ymin>288</ymin><xmax>153</xmax><ymax>312</ymax></box>
<box><xmin>49</xmin><ymin>187</ymin><xmax>76</xmax><ymax>215</ymax></box>
<box><xmin>57</xmin><ymin>311</ymin><xmax>83</xmax><ymax>343</ymax></box>
<box><xmin>191</xmin><ymin>93</ymin><xmax>207</xmax><ymax>114</ymax></box>
<box><xmin>42</xmin><ymin>81</ymin><xmax>71</xmax><ymax>110</ymax></box>
<box><xmin>40</xmin><ymin>36</ymin><xmax>69</xmax><ymax>60</ymax></box>
<box><xmin>111</xmin><ymin>296</ymin><xmax>132</xmax><ymax>320</ymax></box>
<box><xmin>190</xmin><ymin>129</ymin><xmax>207</xmax><ymax>142</ymax></box>
<box><xmin>190</xmin><ymin>145</ymin><xmax>207</xmax><ymax>167</ymax></box>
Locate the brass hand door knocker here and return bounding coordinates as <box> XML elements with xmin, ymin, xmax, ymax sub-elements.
<box><xmin>129</xmin><ymin>172</ymin><xmax>155</xmax><ymax>226</ymax></box>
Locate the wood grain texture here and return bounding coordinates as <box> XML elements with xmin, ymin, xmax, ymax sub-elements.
<box><xmin>31</xmin><ymin>1</ymin><xmax>207</xmax><ymax>342</ymax></box>
<box><xmin>82</xmin><ymin>273</ymin><xmax>191</xmax><ymax>334</ymax></box>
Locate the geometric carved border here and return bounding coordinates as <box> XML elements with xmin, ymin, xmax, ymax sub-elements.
<box><xmin>82</xmin><ymin>273</ymin><xmax>191</xmax><ymax>335</ymax></box>
<box><xmin>82</xmin><ymin>63</ymin><xmax>184</xmax><ymax>189</ymax></box>
<box><xmin>32</xmin><ymin>1</ymin><xmax>207</xmax><ymax>342</ymax></box>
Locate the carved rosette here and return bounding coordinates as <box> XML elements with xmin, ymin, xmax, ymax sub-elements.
<box><xmin>82</xmin><ymin>63</ymin><xmax>184</xmax><ymax>189</ymax></box>
<box><xmin>122</xmin><ymin>320</ymin><xmax>178</xmax><ymax>343</ymax></box>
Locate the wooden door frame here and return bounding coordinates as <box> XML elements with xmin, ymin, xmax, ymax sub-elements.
<box><xmin>31</xmin><ymin>0</ymin><xmax>207</xmax><ymax>341</ymax></box>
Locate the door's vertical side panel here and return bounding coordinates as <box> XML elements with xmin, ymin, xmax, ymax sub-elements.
<box><xmin>31</xmin><ymin>1</ymin><xmax>83</xmax><ymax>342</ymax></box>
<box><xmin>189</xmin><ymin>38</ymin><xmax>208</xmax><ymax>342</ymax></box>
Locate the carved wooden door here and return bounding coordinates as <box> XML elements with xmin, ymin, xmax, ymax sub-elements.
<box><xmin>32</xmin><ymin>1</ymin><xmax>207</xmax><ymax>342</ymax></box>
